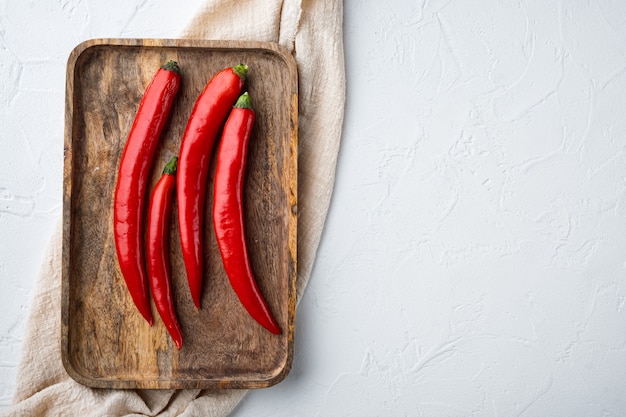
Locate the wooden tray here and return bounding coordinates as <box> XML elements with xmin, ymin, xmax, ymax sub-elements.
<box><xmin>61</xmin><ymin>38</ymin><xmax>297</xmax><ymax>389</ymax></box>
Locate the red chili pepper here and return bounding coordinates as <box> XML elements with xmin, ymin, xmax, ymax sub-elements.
<box><xmin>147</xmin><ymin>156</ymin><xmax>183</xmax><ymax>349</ymax></box>
<box><xmin>177</xmin><ymin>64</ymin><xmax>247</xmax><ymax>309</ymax></box>
<box><xmin>213</xmin><ymin>92</ymin><xmax>281</xmax><ymax>335</ymax></box>
<box><xmin>113</xmin><ymin>61</ymin><xmax>181</xmax><ymax>325</ymax></box>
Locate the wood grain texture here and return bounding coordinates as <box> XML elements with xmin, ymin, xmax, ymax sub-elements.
<box><xmin>61</xmin><ymin>38</ymin><xmax>297</xmax><ymax>389</ymax></box>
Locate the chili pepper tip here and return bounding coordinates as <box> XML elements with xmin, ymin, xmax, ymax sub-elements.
<box><xmin>232</xmin><ymin>64</ymin><xmax>248</xmax><ymax>81</ymax></box>
<box><xmin>162</xmin><ymin>156</ymin><xmax>178</xmax><ymax>176</ymax></box>
<box><xmin>233</xmin><ymin>92</ymin><xmax>252</xmax><ymax>109</ymax></box>
<box><xmin>161</xmin><ymin>60</ymin><xmax>180</xmax><ymax>74</ymax></box>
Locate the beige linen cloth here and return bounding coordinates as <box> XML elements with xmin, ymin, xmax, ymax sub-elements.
<box><xmin>3</xmin><ymin>0</ymin><xmax>345</xmax><ymax>416</ymax></box>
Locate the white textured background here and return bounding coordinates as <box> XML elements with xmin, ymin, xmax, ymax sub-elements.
<box><xmin>2</xmin><ymin>1</ymin><xmax>626</xmax><ymax>416</ymax></box>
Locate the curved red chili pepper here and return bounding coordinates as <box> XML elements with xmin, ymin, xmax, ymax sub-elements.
<box><xmin>114</xmin><ymin>61</ymin><xmax>181</xmax><ymax>325</ymax></box>
<box><xmin>213</xmin><ymin>92</ymin><xmax>281</xmax><ymax>335</ymax></box>
<box><xmin>177</xmin><ymin>64</ymin><xmax>247</xmax><ymax>309</ymax></box>
<box><xmin>147</xmin><ymin>156</ymin><xmax>183</xmax><ymax>349</ymax></box>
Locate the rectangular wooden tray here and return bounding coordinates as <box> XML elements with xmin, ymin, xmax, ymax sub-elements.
<box><xmin>61</xmin><ymin>38</ymin><xmax>297</xmax><ymax>389</ymax></box>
